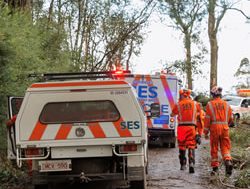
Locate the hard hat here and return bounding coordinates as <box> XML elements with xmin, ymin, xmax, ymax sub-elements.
<box><xmin>211</xmin><ymin>86</ymin><xmax>223</xmax><ymax>96</ymax></box>
<box><xmin>179</xmin><ymin>89</ymin><xmax>191</xmax><ymax>97</ymax></box>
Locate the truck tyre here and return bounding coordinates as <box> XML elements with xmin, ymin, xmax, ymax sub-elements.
<box><xmin>34</xmin><ymin>184</ymin><xmax>48</xmax><ymax>189</ymax></box>
<box><xmin>170</xmin><ymin>142</ymin><xmax>176</xmax><ymax>148</ymax></box>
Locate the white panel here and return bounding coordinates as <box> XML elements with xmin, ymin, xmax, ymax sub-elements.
<box><xmin>41</xmin><ymin>124</ymin><xmax>60</xmax><ymax>140</ymax></box>
<box><xmin>100</xmin><ymin>122</ymin><xmax>120</xmax><ymax>138</ymax></box>
<box><xmin>113</xmin><ymin>92</ymin><xmax>142</xmax><ymax>136</ymax></box>
<box><xmin>51</xmin><ymin>146</ymin><xmax>112</xmax><ymax>158</ymax></box>
<box><xmin>67</xmin><ymin>126</ymin><xmax>94</xmax><ymax>139</ymax></box>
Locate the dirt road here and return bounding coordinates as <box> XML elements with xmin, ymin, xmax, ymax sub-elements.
<box><xmin>147</xmin><ymin>140</ymin><xmax>219</xmax><ymax>189</ymax></box>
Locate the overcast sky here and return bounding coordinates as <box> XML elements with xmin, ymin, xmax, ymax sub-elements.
<box><xmin>132</xmin><ymin>1</ymin><xmax>250</xmax><ymax>94</ymax></box>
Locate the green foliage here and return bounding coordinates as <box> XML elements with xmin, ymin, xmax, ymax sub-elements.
<box><xmin>0</xmin><ymin>155</ymin><xmax>29</xmax><ymax>189</ymax></box>
<box><xmin>230</xmin><ymin>124</ymin><xmax>250</xmax><ymax>148</ymax></box>
<box><xmin>234</xmin><ymin>58</ymin><xmax>250</xmax><ymax>88</ymax></box>
<box><xmin>194</xmin><ymin>93</ymin><xmax>210</xmax><ymax>108</ymax></box>
<box><xmin>234</xmin><ymin>170</ymin><xmax>250</xmax><ymax>188</ymax></box>
<box><xmin>0</xmin><ymin>5</ymin><xmax>72</xmax><ymax>150</ymax></box>
<box><xmin>230</xmin><ymin>123</ymin><xmax>250</xmax><ymax>188</ymax></box>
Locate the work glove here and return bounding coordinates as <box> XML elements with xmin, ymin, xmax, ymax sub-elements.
<box><xmin>195</xmin><ymin>134</ymin><xmax>201</xmax><ymax>145</ymax></box>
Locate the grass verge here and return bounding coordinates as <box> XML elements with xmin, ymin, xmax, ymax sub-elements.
<box><xmin>230</xmin><ymin>118</ymin><xmax>250</xmax><ymax>188</ymax></box>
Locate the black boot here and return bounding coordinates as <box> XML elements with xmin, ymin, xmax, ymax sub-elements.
<box><xmin>179</xmin><ymin>150</ymin><xmax>186</xmax><ymax>170</ymax></box>
<box><xmin>211</xmin><ymin>167</ymin><xmax>219</xmax><ymax>176</ymax></box>
<box><xmin>188</xmin><ymin>149</ymin><xmax>195</xmax><ymax>173</ymax></box>
<box><xmin>225</xmin><ymin>160</ymin><xmax>233</xmax><ymax>176</ymax></box>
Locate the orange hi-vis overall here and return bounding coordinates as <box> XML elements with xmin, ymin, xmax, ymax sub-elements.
<box><xmin>172</xmin><ymin>98</ymin><xmax>201</xmax><ymax>150</ymax></box>
<box><xmin>196</xmin><ymin>109</ymin><xmax>205</xmax><ymax>136</ymax></box>
<box><xmin>204</xmin><ymin>98</ymin><xmax>233</xmax><ymax>168</ymax></box>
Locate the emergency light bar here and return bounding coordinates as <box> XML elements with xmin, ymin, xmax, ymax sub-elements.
<box><xmin>28</xmin><ymin>70</ymin><xmax>132</xmax><ymax>81</ymax></box>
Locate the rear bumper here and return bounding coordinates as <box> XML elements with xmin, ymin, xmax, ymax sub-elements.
<box><xmin>149</xmin><ymin>128</ymin><xmax>175</xmax><ymax>135</ymax></box>
<box><xmin>32</xmin><ymin>172</ymin><xmax>124</xmax><ymax>185</ymax></box>
<box><xmin>32</xmin><ymin>167</ymin><xmax>145</xmax><ymax>185</ymax></box>
<box><xmin>148</xmin><ymin>129</ymin><xmax>175</xmax><ymax>143</ymax></box>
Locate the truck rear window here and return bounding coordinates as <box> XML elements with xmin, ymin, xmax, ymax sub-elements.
<box><xmin>39</xmin><ymin>100</ymin><xmax>120</xmax><ymax>124</ymax></box>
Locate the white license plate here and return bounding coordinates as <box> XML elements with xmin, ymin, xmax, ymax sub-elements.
<box><xmin>39</xmin><ymin>159</ymin><xmax>72</xmax><ymax>172</ymax></box>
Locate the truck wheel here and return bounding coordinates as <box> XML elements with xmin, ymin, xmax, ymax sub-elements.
<box><xmin>130</xmin><ymin>180</ymin><xmax>146</xmax><ymax>189</ymax></box>
<box><xmin>170</xmin><ymin>142</ymin><xmax>176</xmax><ymax>148</ymax></box>
<box><xmin>34</xmin><ymin>184</ymin><xmax>48</xmax><ymax>189</ymax></box>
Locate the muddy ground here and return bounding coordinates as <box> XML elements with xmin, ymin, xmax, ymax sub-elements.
<box><xmin>147</xmin><ymin>139</ymin><xmax>219</xmax><ymax>189</ymax></box>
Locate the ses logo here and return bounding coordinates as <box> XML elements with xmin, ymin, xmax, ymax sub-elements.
<box><xmin>132</xmin><ymin>85</ymin><xmax>157</xmax><ymax>99</ymax></box>
<box><xmin>121</xmin><ymin>121</ymin><xmax>140</xmax><ymax>130</ymax></box>
<box><xmin>132</xmin><ymin>84</ymin><xmax>170</xmax><ymax>114</ymax></box>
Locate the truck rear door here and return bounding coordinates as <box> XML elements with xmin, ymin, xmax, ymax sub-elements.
<box><xmin>16</xmin><ymin>87</ymin><xmax>145</xmax><ymax>148</ymax></box>
<box><xmin>124</xmin><ymin>74</ymin><xmax>178</xmax><ymax>130</ymax></box>
<box><xmin>7</xmin><ymin>97</ymin><xmax>23</xmax><ymax>159</ymax></box>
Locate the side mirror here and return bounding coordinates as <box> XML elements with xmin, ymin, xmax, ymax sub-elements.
<box><xmin>149</xmin><ymin>103</ymin><xmax>160</xmax><ymax>118</ymax></box>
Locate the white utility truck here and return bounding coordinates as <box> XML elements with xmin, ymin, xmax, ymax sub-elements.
<box><xmin>7</xmin><ymin>73</ymin><xmax>157</xmax><ymax>189</ymax></box>
<box><xmin>223</xmin><ymin>89</ymin><xmax>250</xmax><ymax>125</ymax></box>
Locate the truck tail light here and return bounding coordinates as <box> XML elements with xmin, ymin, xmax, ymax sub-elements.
<box><xmin>170</xmin><ymin>117</ymin><xmax>175</xmax><ymax>122</ymax></box>
<box><xmin>24</xmin><ymin>148</ymin><xmax>44</xmax><ymax>157</ymax></box>
<box><xmin>120</xmin><ymin>144</ymin><xmax>137</xmax><ymax>152</ymax></box>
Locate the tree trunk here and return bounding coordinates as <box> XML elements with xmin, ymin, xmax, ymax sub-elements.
<box><xmin>185</xmin><ymin>32</ymin><xmax>193</xmax><ymax>90</ymax></box>
<box><xmin>209</xmin><ymin>33</ymin><xmax>218</xmax><ymax>90</ymax></box>
<box><xmin>48</xmin><ymin>0</ymin><xmax>54</xmax><ymax>25</ymax></box>
<box><xmin>208</xmin><ymin>0</ymin><xmax>218</xmax><ymax>91</ymax></box>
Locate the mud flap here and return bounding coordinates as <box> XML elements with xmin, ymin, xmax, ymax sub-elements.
<box><xmin>129</xmin><ymin>166</ymin><xmax>147</xmax><ymax>189</ymax></box>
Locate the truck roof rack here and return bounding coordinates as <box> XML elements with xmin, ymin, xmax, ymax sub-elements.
<box><xmin>28</xmin><ymin>70</ymin><xmax>132</xmax><ymax>81</ymax></box>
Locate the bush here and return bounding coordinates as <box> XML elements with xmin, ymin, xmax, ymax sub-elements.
<box><xmin>230</xmin><ymin>122</ymin><xmax>250</xmax><ymax>188</ymax></box>
<box><xmin>0</xmin><ymin>155</ymin><xmax>29</xmax><ymax>189</ymax></box>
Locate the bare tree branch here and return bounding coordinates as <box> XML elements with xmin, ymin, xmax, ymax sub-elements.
<box><xmin>229</xmin><ymin>7</ymin><xmax>250</xmax><ymax>19</ymax></box>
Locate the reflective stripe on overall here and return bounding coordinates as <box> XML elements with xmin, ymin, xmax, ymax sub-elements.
<box><xmin>177</xmin><ymin>101</ymin><xmax>197</xmax><ymax>150</ymax></box>
<box><xmin>207</xmin><ymin>100</ymin><xmax>232</xmax><ymax>168</ymax></box>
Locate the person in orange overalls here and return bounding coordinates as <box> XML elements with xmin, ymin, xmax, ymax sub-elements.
<box><xmin>204</xmin><ymin>86</ymin><xmax>233</xmax><ymax>176</ymax></box>
<box><xmin>195</xmin><ymin>106</ymin><xmax>205</xmax><ymax>145</ymax></box>
<box><xmin>171</xmin><ymin>89</ymin><xmax>201</xmax><ymax>173</ymax></box>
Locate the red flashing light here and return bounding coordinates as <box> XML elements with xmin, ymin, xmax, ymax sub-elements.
<box><xmin>115</xmin><ymin>70</ymin><xmax>124</xmax><ymax>74</ymax></box>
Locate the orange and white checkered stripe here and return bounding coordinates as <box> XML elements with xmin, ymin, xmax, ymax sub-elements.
<box><xmin>28</xmin><ymin>117</ymin><xmax>139</xmax><ymax>141</ymax></box>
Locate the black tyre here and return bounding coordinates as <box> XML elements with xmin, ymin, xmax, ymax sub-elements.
<box><xmin>170</xmin><ymin>142</ymin><xmax>176</xmax><ymax>148</ymax></box>
<box><xmin>130</xmin><ymin>180</ymin><xmax>146</xmax><ymax>189</ymax></box>
<box><xmin>34</xmin><ymin>184</ymin><xmax>48</xmax><ymax>189</ymax></box>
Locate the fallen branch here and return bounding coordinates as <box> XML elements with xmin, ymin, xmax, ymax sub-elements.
<box><xmin>239</xmin><ymin>161</ymin><xmax>248</xmax><ymax>170</ymax></box>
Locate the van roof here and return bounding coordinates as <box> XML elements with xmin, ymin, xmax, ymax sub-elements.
<box><xmin>28</xmin><ymin>80</ymin><xmax>130</xmax><ymax>92</ymax></box>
